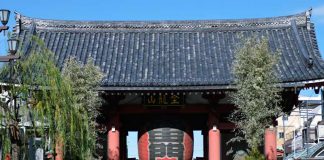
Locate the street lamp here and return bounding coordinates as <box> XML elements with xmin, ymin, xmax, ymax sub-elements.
<box><xmin>0</xmin><ymin>9</ymin><xmax>20</xmax><ymax>62</ymax></box>
<box><xmin>0</xmin><ymin>9</ymin><xmax>10</xmax><ymax>32</ymax></box>
<box><xmin>8</xmin><ymin>38</ymin><xmax>19</xmax><ymax>55</ymax></box>
<box><xmin>0</xmin><ymin>38</ymin><xmax>20</xmax><ymax>62</ymax></box>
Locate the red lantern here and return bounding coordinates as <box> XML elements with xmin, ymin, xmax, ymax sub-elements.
<box><xmin>138</xmin><ymin>119</ymin><xmax>193</xmax><ymax>160</ymax></box>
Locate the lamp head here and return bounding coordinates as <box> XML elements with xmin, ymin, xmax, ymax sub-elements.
<box><xmin>7</xmin><ymin>38</ymin><xmax>19</xmax><ymax>55</ymax></box>
<box><xmin>0</xmin><ymin>9</ymin><xmax>10</xmax><ymax>26</ymax></box>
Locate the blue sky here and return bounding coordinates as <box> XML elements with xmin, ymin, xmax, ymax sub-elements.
<box><xmin>1</xmin><ymin>0</ymin><xmax>324</xmax><ymax>158</ymax></box>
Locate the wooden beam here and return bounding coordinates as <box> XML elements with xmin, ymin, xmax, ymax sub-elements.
<box><xmin>111</xmin><ymin>104</ymin><xmax>236</xmax><ymax>114</ymax></box>
<box><xmin>0</xmin><ymin>55</ymin><xmax>20</xmax><ymax>62</ymax></box>
<box><xmin>117</xmin><ymin>104</ymin><xmax>210</xmax><ymax>114</ymax></box>
<box><xmin>218</xmin><ymin>122</ymin><xmax>236</xmax><ymax>130</ymax></box>
<box><xmin>0</xmin><ymin>26</ymin><xmax>9</xmax><ymax>32</ymax></box>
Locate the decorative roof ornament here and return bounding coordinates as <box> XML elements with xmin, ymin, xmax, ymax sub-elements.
<box><xmin>306</xmin><ymin>8</ymin><xmax>312</xmax><ymax>18</ymax></box>
<box><xmin>17</xmin><ymin>12</ymin><xmax>309</xmax><ymax>31</ymax></box>
<box><xmin>306</xmin><ymin>8</ymin><xmax>312</xmax><ymax>30</ymax></box>
<box><xmin>14</xmin><ymin>11</ymin><xmax>22</xmax><ymax>34</ymax></box>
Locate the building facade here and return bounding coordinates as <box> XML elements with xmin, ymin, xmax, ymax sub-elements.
<box><xmin>276</xmin><ymin>95</ymin><xmax>324</xmax><ymax>159</ymax></box>
<box><xmin>14</xmin><ymin>10</ymin><xmax>324</xmax><ymax>160</ymax></box>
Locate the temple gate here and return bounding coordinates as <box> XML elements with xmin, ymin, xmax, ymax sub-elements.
<box><xmin>15</xmin><ymin>10</ymin><xmax>324</xmax><ymax>159</ymax></box>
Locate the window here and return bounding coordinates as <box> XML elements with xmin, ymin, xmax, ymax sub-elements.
<box><xmin>279</xmin><ymin>132</ymin><xmax>284</xmax><ymax>139</ymax></box>
<box><xmin>282</xmin><ymin>115</ymin><xmax>288</xmax><ymax>121</ymax></box>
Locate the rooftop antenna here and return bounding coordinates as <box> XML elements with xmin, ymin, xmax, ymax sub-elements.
<box><xmin>321</xmin><ymin>88</ymin><xmax>324</xmax><ymax>121</ymax></box>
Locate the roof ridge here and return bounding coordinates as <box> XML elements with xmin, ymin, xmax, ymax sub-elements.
<box><xmin>15</xmin><ymin>12</ymin><xmax>309</xmax><ymax>30</ymax></box>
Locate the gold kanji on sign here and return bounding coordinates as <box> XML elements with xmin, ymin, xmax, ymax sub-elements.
<box><xmin>144</xmin><ymin>94</ymin><xmax>184</xmax><ymax>106</ymax></box>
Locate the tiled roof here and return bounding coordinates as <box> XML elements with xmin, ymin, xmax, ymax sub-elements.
<box><xmin>14</xmin><ymin>11</ymin><xmax>324</xmax><ymax>91</ymax></box>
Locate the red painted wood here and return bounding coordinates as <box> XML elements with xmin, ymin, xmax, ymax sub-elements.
<box><xmin>55</xmin><ymin>137</ymin><xmax>63</xmax><ymax>160</ymax></box>
<box><xmin>117</xmin><ymin>104</ymin><xmax>236</xmax><ymax>114</ymax></box>
<box><xmin>107</xmin><ymin>115</ymin><xmax>120</xmax><ymax>160</ymax></box>
<box><xmin>208</xmin><ymin>128</ymin><xmax>221</xmax><ymax>160</ymax></box>
<box><xmin>208</xmin><ymin>113</ymin><xmax>221</xmax><ymax>160</ymax></box>
<box><xmin>264</xmin><ymin>128</ymin><xmax>277</xmax><ymax>160</ymax></box>
<box><xmin>183</xmin><ymin>129</ymin><xmax>193</xmax><ymax>159</ymax></box>
<box><xmin>138</xmin><ymin>132</ymin><xmax>149</xmax><ymax>160</ymax></box>
<box><xmin>218</xmin><ymin>122</ymin><xmax>236</xmax><ymax>130</ymax></box>
<box><xmin>5</xmin><ymin>154</ymin><xmax>11</xmax><ymax>160</ymax></box>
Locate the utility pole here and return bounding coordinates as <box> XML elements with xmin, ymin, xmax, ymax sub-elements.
<box><xmin>321</xmin><ymin>88</ymin><xmax>324</xmax><ymax>121</ymax></box>
<box><xmin>282</xmin><ymin>114</ymin><xmax>287</xmax><ymax>159</ymax></box>
<box><xmin>306</xmin><ymin>100</ymin><xmax>309</xmax><ymax>158</ymax></box>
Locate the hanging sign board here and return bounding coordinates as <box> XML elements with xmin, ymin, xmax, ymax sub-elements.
<box><xmin>143</xmin><ymin>94</ymin><xmax>185</xmax><ymax>106</ymax></box>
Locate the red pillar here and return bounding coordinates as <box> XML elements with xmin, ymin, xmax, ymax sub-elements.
<box><xmin>264</xmin><ymin>127</ymin><xmax>277</xmax><ymax>160</ymax></box>
<box><xmin>107</xmin><ymin>114</ymin><xmax>120</xmax><ymax>160</ymax></box>
<box><xmin>5</xmin><ymin>154</ymin><xmax>11</xmax><ymax>160</ymax></box>
<box><xmin>208</xmin><ymin>113</ymin><xmax>221</xmax><ymax>160</ymax></box>
<box><xmin>55</xmin><ymin>136</ymin><xmax>64</xmax><ymax>160</ymax></box>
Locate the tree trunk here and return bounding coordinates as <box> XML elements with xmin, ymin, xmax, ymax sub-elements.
<box><xmin>11</xmin><ymin>143</ymin><xmax>19</xmax><ymax>160</ymax></box>
<box><xmin>0</xmin><ymin>140</ymin><xmax>2</xmax><ymax>160</ymax></box>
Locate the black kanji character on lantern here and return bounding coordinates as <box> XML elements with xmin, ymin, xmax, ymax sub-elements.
<box><xmin>148</xmin><ymin>128</ymin><xmax>184</xmax><ymax>160</ymax></box>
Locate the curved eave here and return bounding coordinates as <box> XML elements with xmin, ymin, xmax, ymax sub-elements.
<box><xmin>14</xmin><ymin>10</ymin><xmax>324</xmax><ymax>91</ymax></box>
<box><xmin>98</xmin><ymin>79</ymin><xmax>324</xmax><ymax>92</ymax></box>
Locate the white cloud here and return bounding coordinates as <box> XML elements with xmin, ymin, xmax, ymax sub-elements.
<box><xmin>313</xmin><ymin>5</ymin><xmax>324</xmax><ymax>16</ymax></box>
<box><xmin>311</xmin><ymin>5</ymin><xmax>324</xmax><ymax>24</ymax></box>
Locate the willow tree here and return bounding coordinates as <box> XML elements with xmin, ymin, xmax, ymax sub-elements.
<box><xmin>0</xmin><ymin>36</ymin><xmax>102</xmax><ymax>160</ymax></box>
<box><xmin>62</xmin><ymin>57</ymin><xmax>103</xmax><ymax>159</ymax></box>
<box><xmin>230</xmin><ymin>37</ymin><xmax>281</xmax><ymax>159</ymax></box>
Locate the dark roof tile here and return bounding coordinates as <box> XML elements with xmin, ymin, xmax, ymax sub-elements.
<box><xmin>14</xmin><ymin>12</ymin><xmax>324</xmax><ymax>90</ymax></box>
